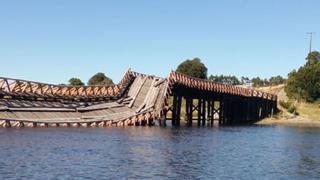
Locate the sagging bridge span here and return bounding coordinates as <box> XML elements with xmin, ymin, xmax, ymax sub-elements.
<box><xmin>0</xmin><ymin>70</ymin><xmax>277</xmax><ymax>128</ymax></box>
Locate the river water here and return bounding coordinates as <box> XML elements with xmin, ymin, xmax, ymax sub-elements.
<box><xmin>0</xmin><ymin>125</ymin><xmax>320</xmax><ymax>179</ymax></box>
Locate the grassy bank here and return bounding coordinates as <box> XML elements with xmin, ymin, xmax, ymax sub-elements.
<box><xmin>257</xmin><ymin>84</ymin><xmax>320</xmax><ymax>122</ymax></box>
<box><xmin>298</xmin><ymin>102</ymin><xmax>320</xmax><ymax>121</ymax></box>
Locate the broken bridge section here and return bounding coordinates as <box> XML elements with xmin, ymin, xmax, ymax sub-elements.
<box><xmin>0</xmin><ymin>70</ymin><xmax>168</xmax><ymax>127</ymax></box>
<box><xmin>0</xmin><ymin>69</ymin><xmax>277</xmax><ymax>128</ymax></box>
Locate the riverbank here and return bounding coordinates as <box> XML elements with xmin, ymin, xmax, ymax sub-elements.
<box><xmin>256</xmin><ymin>84</ymin><xmax>320</xmax><ymax>127</ymax></box>
<box><xmin>256</xmin><ymin>116</ymin><xmax>320</xmax><ymax>128</ymax></box>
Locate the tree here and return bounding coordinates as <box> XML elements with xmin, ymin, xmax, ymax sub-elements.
<box><xmin>263</xmin><ymin>78</ymin><xmax>270</xmax><ymax>86</ymax></box>
<box><xmin>285</xmin><ymin>51</ymin><xmax>320</xmax><ymax>102</ymax></box>
<box><xmin>251</xmin><ymin>77</ymin><xmax>264</xmax><ymax>87</ymax></box>
<box><xmin>241</xmin><ymin>76</ymin><xmax>250</xmax><ymax>85</ymax></box>
<box><xmin>306</xmin><ymin>51</ymin><xmax>320</xmax><ymax>66</ymax></box>
<box><xmin>209</xmin><ymin>75</ymin><xmax>240</xmax><ymax>85</ymax></box>
<box><xmin>87</xmin><ymin>73</ymin><xmax>114</xmax><ymax>86</ymax></box>
<box><xmin>176</xmin><ymin>58</ymin><xmax>208</xmax><ymax>79</ymax></box>
<box><xmin>268</xmin><ymin>75</ymin><xmax>286</xmax><ymax>86</ymax></box>
<box><xmin>68</xmin><ymin>78</ymin><xmax>84</xmax><ymax>86</ymax></box>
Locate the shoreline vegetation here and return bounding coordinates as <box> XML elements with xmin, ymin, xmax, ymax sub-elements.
<box><xmin>256</xmin><ymin>84</ymin><xmax>320</xmax><ymax>128</ymax></box>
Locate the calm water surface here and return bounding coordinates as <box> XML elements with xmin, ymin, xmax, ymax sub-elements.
<box><xmin>0</xmin><ymin>125</ymin><xmax>320</xmax><ymax>179</ymax></box>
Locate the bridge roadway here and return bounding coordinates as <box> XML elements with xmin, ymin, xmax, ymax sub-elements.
<box><xmin>0</xmin><ymin>70</ymin><xmax>277</xmax><ymax>127</ymax></box>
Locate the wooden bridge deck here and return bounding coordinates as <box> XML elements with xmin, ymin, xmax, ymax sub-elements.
<box><xmin>0</xmin><ymin>69</ymin><xmax>277</xmax><ymax>128</ymax></box>
<box><xmin>0</xmin><ymin>71</ymin><xmax>168</xmax><ymax>127</ymax></box>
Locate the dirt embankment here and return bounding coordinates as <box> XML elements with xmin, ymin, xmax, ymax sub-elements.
<box><xmin>256</xmin><ymin>116</ymin><xmax>320</xmax><ymax>127</ymax></box>
<box><xmin>254</xmin><ymin>84</ymin><xmax>320</xmax><ymax>127</ymax></box>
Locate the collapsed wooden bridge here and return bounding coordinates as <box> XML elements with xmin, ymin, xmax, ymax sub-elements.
<box><xmin>0</xmin><ymin>69</ymin><xmax>277</xmax><ymax>128</ymax></box>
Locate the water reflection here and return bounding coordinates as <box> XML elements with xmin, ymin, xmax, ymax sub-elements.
<box><xmin>0</xmin><ymin>126</ymin><xmax>319</xmax><ymax>179</ymax></box>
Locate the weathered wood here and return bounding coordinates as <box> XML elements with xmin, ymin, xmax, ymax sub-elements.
<box><xmin>176</xmin><ymin>96</ymin><xmax>182</xmax><ymax>126</ymax></box>
<box><xmin>128</xmin><ymin>76</ymin><xmax>148</xmax><ymax>108</ymax></box>
<box><xmin>197</xmin><ymin>99</ymin><xmax>201</xmax><ymax>126</ymax></box>
<box><xmin>77</xmin><ymin>102</ymin><xmax>123</xmax><ymax>111</ymax></box>
<box><xmin>172</xmin><ymin>95</ymin><xmax>178</xmax><ymax>126</ymax></box>
<box><xmin>185</xmin><ymin>98</ymin><xmax>193</xmax><ymax>126</ymax></box>
<box><xmin>209</xmin><ymin>100</ymin><xmax>214</xmax><ymax>126</ymax></box>
<box><xmin>0</xmin><ymin>70</ymin><xmax>277</xmax><ymax>128</ymax></box>
<box><xmin>8</xmin><ymin>107</ymin><xmax>76</xmax><ymax>112</ymax></box>
<box><xmin>202</xmin><ymin>99</ymin><xmax>206</xmax><ymax>126</ymax></box>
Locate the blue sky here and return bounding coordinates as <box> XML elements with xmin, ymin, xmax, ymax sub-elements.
<box><xmin>0</xmin><ymin>0</ymin><xmax>319</xmax><ymax>84</ymax></box>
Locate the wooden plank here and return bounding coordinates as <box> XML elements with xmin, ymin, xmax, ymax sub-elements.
<box><xmin>8</xmin><ymin>107</ymin><xmax>76</xmax><ymax>112</ymax></box>
<box><xmin>128</xmin><ymin>76</ymin><xmax>148</xmax><ymax>108</ymax></box>
<box><xmin>131</xmin><ymin>78</ymin><xmax>152</xmax><ymax>109</ymax></box>
<box><xmin>135</xmin><ymin>78</ymin><xmax>156</xmax><ymax>113</ymax></box>
<box><xmin>77</xmin><ymin>102</ymin><xmax>123</xmax><ymax>111</ymax></box>
<box><xmin>153</xmin><ymin>78</ymin><xmax>165</xmax><ymax>87</ymax></box>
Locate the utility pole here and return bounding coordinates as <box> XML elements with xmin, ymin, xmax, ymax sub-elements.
<box><xmin>307</xmin><ymin>32</ymin><xmax>315</xmax><ymax>53</ymax></box>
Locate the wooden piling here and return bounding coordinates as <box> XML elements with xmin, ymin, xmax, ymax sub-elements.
<box><xmin>201</xmin><ymin>99</ymin><xmax>206</xmax><ymax>126</ymax></box>
<box><xmin>197</xmin><ymin>99</ymin><xmax>201</xmax><ymax>126</ymax></box>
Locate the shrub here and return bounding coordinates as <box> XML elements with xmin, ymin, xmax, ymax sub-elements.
<box><xmin>288</xmin><ymin>105</ymin><xmax>299</xmax><ymax>115</ymax></box>
<box><xmin>279</xmin><ymin>100</ymin><xmax>291</xmax><ymax>109</ymax></box>
<box><xmin>279</xmin><ymin>100</ymin><xmax>299</xmax><ymax>115</ymax></box>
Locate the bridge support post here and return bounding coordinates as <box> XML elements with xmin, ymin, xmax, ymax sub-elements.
<box><xmin>222</xmin><ymin>99</ymin><xmax>228</xmax><ymax>125</ymax></box>
<box><xmin>226</xmin><ymin>99</ymin><xmax>232</xmax><ymax>125</ymax></box>
<box><xmin>186</xmin><ymin>98</ymin><xmax>193</xmax><ymax>126</ymax></box>
<box><xmin>172</xmin><ymin>95</ymin><xmax>182</xmax><ymax>127</ymax></box>
<box><xmin>245</xmin><ymin>99</ymin><xmax>250</xmax><ymax>121</ymax></box>
<box><xmin>197</xmin><ymin>99</ymin><xmax>201</xmax><ymax>126</ymax></box>
<box><xmin>208</xmin><ymin>100</ymin><xmax>213</xmax><ymax>126</ymax></box>
<box><xmin>219</xmin><ymin>99</ymin><xmax>224</xmax><ymax>125</ymax></box>
<box><xmin>159</xmin><ymin>112</ymin><xmax>167</xmax><ymax>126</ymax></box>
<box><xmin>202</xmin><ymin>99</ymin><xmax>206</xmax><ymax>126</ymax></box>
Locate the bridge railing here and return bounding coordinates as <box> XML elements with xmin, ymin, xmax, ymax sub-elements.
<box><xmin>0</xmin><ymin>69</ymin><xmax>135</xmax><ymax>99</ymax></box>
<box><xmin>167</xmin><ymin>71</ymin><xmax>277</xmax><ymax>101</ymax></box>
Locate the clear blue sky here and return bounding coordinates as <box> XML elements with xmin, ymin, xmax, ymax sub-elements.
<box><xmin>0</xmin><ymin>0</ymin><xmax>319</xmax><ymax>84</ymax></box>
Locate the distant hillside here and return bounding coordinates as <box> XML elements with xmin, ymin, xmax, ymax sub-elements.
<box><xmin>256</xmin><ymin>84</ymin><xmax>288</xmax><ymax>102</ymax></box>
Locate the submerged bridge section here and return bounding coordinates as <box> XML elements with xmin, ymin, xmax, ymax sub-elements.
<box><xmin>0</xmin><ymin>70</ymin><xmax>277</xmax><ymax>128</ymax></box>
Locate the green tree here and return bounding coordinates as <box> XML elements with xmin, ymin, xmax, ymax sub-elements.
<box><xmin>209</xmin><ymin>75</ymin><xmax>240</xmax><ymax>85</ymax></box>
<box><xmin>285</xmin><ymin>51</ymin><xmax>320</xmax><ymax>102</ymax></box>
<box><xmin>68</xmin><ymin>78</ymin><xmax>84</xmax><ymax>86</ymax></box>
<box><xmin>240</xmin><ymin>76</ymin><xmax>250</xmax><ymax>85</ymax></box>
<box><xmin>88</xmin><ymin>73</ymin><xmax>114</xmax><ymax>86</ymax></box>
<box><xmin>176</xmin><ymin>58</ymin><xmax>208</xmax><ymax>79</ymax></box>
<box><xmin>251</xmin><ymin>77</ymin><xmax>264</xmax><ymax>87</ymax></box>
<box><xmin>269</xmin><ymin>75</ymin><xmax>286</xmax><ymax>86</ymax></box>
<box><xmin>263</xmin><ymin>78</ymin><xmax>269</xmax><ymax>86</ymax></box>
<box><xmin>306</xmin><ymin>51</ymin><xmax>320</xmax><ymax>66</ymax></box>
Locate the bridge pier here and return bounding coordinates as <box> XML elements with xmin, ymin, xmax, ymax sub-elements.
<box><xmin>208</xmin><ymin>100</ymin><xmax>213</xmax><ymax>126</ymax></box>
<box><xmin>185</xmin><ymin>98</ymin><xmax>193</xmax><ymax>126</ymax></box>
<box><xmin>167</xmin><ymin>80</ymin><xmax>277</xmax><ymax>127</ymax></box>
<box><xmin>197</xmin><ymin>99</ymin><xmax>201</xmax><ymax>126</ymax></box>
<box><xmin>172</xmin><ymin>95</ymin><xmax>182</xmax><ymax>127</ymax></box>
<box><xmin>201</xmin><ymin>99</ymin><xmax>206</xmax><ymax>126</ymax></box>
<box><xmin>159</xmin><ymin>113</ymin><xmax>167</xmax><ymax>126</ymax></box>
<box><xmin>219</xmin><ymin>100</ymin><xmax>224</xmax><ymax>125</ymax></box>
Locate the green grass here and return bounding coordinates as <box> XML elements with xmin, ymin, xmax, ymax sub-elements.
<box><xmin>257</xmin><ymin>84</ymin><xmax>320</xmax><ymax>121</ymax></box>
<box><xmin>298</xmin><ymin>102</ymin><xmax>320</xmax><ymax>121</ymax></box>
